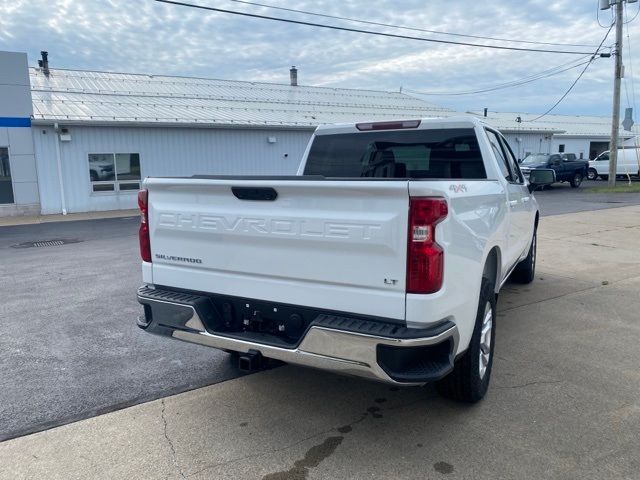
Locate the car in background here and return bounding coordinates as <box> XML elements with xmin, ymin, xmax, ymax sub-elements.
<box><xmin>587</xmin><ymin>148</ymin><xmax>640</xmax><ymax>181</ymax></box>
<box><xmin>88</xmin><ymin>157</ymin><xmax>115</xmax><ymax>181</ymax></box>
<box><xmin>519</xmin><ymin>153</ymin><xmax>588</xmax><ymax>188</ymax></box>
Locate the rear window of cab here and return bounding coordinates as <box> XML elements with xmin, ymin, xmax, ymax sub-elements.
<box><xmin>303</xmin><ymin>128</ymin><xmax>486</xmax><ymax>179</ymax></box>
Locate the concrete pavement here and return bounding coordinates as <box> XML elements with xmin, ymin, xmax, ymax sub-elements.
<box><xmin>0</xmin><ymin>209</ymin><xmax>137</xmax><ymax>227</ymax></box>
<box><xmin>1</xmin><ymin>205</ymin><xmax>639</xmax><ymax>480</ymax></box>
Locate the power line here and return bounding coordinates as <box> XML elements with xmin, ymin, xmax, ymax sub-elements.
<box><xmin>227</xmin><ymin>0</ymin><xmax>600</xmax><ymax>49</ymax></box>
<box><xmin>527</xmin><ymin>24</ymin><xmax>614</xmax><ymax>122</ymax></box>
<box><xmin>153</xmin><ymin>0</ymin><xmax>599</xmax><ymax>55</ymax></box>
<box><xmin>527</xmin><ymin>60</ymin><xmax>598</xmax><ymax>122</ymax></box>
<box><xmin>404</xmin><ymin>56</ymin><xmax>593</xmax><ymax>96</ymax></box>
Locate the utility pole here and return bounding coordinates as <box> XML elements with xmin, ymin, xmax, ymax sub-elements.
<box><xmin>608</xmin><ymin>0</ymin><xmax>624</xmax><ymax>187</ymax></box>
<box><xmin>601</xmin><ymin>0</ymin><xmax>639</xmax><ymax>186</ymax></box>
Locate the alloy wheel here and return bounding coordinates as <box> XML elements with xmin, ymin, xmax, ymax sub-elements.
<box><xmin>479</xmin><ymin>302</ymin><xmax>493</xmax><ymax>379</ymax></box>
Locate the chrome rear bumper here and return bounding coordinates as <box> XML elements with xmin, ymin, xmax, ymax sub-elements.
<box><xmin>137</xmin><ymin>286</ymin><xmax>459</xmax><ymax>385</ymax></box>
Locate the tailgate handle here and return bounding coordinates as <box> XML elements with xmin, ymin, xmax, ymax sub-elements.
<box><xmin>232</xmin><ymin>187</ymin><xmax>278</xmax><ymax>201</ymax></box>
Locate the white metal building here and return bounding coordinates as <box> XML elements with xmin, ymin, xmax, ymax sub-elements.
<box><xmin>1</xmin><ymin>50</ymin><xmax>638</xmax><ymax>217</ymax></box>
<box><xmin>20</xmin><ymin>55</ymin><xmax>459</xmax><ymax>215</ymax></box>
<box><xmin>470</xmin><ymin>110</ymin><xmax>639</xmax><ymax>161</ymax></box>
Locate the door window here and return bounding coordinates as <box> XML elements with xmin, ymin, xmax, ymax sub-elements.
<box><xmin>498</xmin><ymin>135</ymin><xmax>524</xmax><ymax>184</ymax></box>
<box><xmin>485</xmin><ymin>130</ymin><xmax>513</xmax><ymax>182</ymax></box>
<box><xmin>0</xmin><ymin>147</ymin><xmax>14</xmax><ymax>204</ymax></box>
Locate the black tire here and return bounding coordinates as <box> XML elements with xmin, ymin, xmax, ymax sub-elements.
<box><xmin>436</xmin><ymin>278</ymin><xmax>496</xmax><ymax>403</ymax></box>
<box><xmin>600</xmin><ymin>174</ymin><xmax>608</xmax><ymax>181</ymax></box>
<box><xmin>570</xmin><ymin>172</ymin><xmax>583</xmax><ymax>188</ymax></box>
<box><xmin>511</xmin><ymin>230</ymin><xmax>537</xmax><ymax>284</ymax></box>
<box><xmin>587</xmin><ymin>168</ymin><xmax>598</xmax><ymax>181</ymax></box>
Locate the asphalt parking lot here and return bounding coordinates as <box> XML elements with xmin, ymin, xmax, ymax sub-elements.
<box><xmin>0</xmin><ymin>217</ymin><xmax>243</xmax><ymax>442</ymax></box>
<box><xmin>534</xmin><ymin>179</ymin><xmax>640</xmax><ymax>215</ymax></box>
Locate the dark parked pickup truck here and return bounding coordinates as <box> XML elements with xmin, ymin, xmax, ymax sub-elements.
<box><xmin>519</xmin><ymin>153</ymin><xmax>588</xmax><ymax>188</ymax></box>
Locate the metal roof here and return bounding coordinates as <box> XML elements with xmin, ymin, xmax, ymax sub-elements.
<box><xmin>468</xmin><ymin>110</ymin><xmax>640</xmax><ymax>137</ymax></box>
<box><xmin>29</xmin><ymin>68</ymin><xmax>455</xmax><ymax>128</ymax></box>
<box><xmin>29</xmin><ymin>68</ymin><xmax>638</xmax><ymax>137</ymax></box>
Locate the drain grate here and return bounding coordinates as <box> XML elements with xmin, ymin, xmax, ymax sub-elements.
<box><xmin>34</xmin><ymin>240</ymin><xmax>64</xmax><ymax>247</ymax></box>
<box><xmin>12</xmin><ymin>239</ymin><xmax>81</xmax><ymax>249</ymax></box>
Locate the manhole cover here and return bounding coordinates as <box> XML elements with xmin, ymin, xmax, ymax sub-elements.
<box><xmin>11</xmin><ymin>239</ymin><xmax>82</xmax><ymax>249</ymax></box>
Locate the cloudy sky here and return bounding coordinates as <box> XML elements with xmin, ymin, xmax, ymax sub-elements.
<box><xmin>1</xmin><ymin>0</ymin><xmax>639</xmax><ymax>116</ymax></box>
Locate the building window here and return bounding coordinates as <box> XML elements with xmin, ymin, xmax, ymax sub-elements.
<box><xmin>0</xmin><ymin>147</ymin><xmax>14</xmax><ymax>204</ymax></box>
<box><xmin>89</xmin><ymin>153</ymin><xmax>141</xmax><ymax>192</ymax></box>
<box><xmin>558</xmin><ymin>144</ymin><xmax>565</xmax><ymax>153</ymax></box>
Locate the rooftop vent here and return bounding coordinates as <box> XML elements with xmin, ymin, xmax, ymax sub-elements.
<box><xmin>290</xmin><ymin>66</ymin><xmax>298</xmax><ymax>87</ymax></box>
<box><xmin>38</xmin><ymin>51</ymin><xmax>50</xmax><ymax>76</ymax></box>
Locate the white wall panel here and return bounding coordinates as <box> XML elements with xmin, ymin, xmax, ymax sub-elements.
<box><xmin>12</xmin><ymin>181</ymin><xmax>39</xmax><ymax>204</ymax></box>
<box><xmin>32</xmin><ymin>127</ymin><xmax>62</xmax><ymax>214</ymax></box>
<box><xmin>7</xmin><ymin>154</ymin><xmax>37</xmax><ymax>183</ymax></box>
<box><xmin>551</xmin><ymin>137</ymin><xmax>600</xmax><ymax>159</ymax></box>
<box><xmin>502</xmin><ymin>133</ymin><xmax>551</xmax><ymax>160</ymax></box>
<box><xmin>0</xmin><ymin>51</ymin><xmax>30</xmax><ymax>86</ymax></box>
<box><xmin>34</xmin><ymin>125</ymin><xmax>313</xmax><ymax>214</ymax></box>
<box><xmin>7</xmin><ymin>128</ymin><xmax>35</xmax><ymax>154</ymax></box>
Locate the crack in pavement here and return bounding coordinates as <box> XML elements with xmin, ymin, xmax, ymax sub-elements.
<box><xmin>184</xmin><ymin>398</ymin><xmax>415</xmax><ymax>478</ymax></box>
<box><xmin>494</xmin><ymin>380</ymin><xmax>563</xmax><ymax>389</ymax></box>
<box><xmin>161</xmin><ymin>399</ymin><xmax>186</xmax><ymax>479</ymax></box>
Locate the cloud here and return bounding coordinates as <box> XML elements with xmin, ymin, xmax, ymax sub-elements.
<box><xmin>0</xmin><ymin>0</ymin><xmax>638</xmax><ymax>116</ymax></box>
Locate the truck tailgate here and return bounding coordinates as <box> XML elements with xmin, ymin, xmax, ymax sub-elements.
<box><xmin>146</xmin><ymin>178</ymin><xmax>409</xmax><ymax>321</ymax></box>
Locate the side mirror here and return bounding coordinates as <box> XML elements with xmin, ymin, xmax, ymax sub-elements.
<box><xmin>528</xmin><ymin>168</ymin><xmax>556</xmax><ymax>193</ymax></box>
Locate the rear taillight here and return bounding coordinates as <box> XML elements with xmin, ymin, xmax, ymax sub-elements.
<box><xmin>406</xmin><ymin>197</ymin><xmax>448</xmax><ymax>294</ymax></box>
<box><xmin>138</xmin><ymin>189</ymin><xmax>151</xmax><ymax>263</ymax></box>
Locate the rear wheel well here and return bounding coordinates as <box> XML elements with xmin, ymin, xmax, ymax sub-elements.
<box><xmin>483</xmin><ymin>247</ymin><xmax>500</xmax><ymax>292</ymax></box>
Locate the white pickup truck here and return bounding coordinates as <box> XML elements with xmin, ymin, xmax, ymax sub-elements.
<box><xmin>136</xmin><ymin>117</ymin><xmax>554</xmax><ymax>402</ymax></box>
